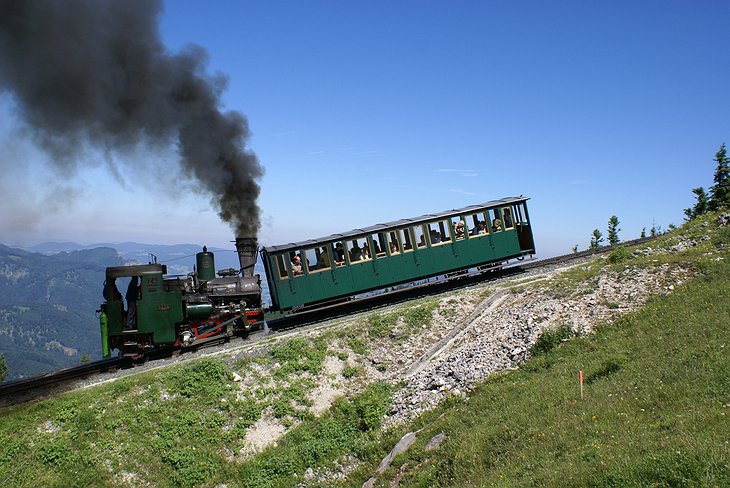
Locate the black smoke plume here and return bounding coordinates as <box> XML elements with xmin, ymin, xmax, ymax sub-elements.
<box><xmin>0</xmin><ymin>0</ymin><xmax>263</xmax><ymax>236</ymax></box>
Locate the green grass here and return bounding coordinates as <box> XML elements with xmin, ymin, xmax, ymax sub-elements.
<box><xmin>233</xmin><ymin>382</ymin><xmax>393</xmax><ymax>488</ymax></box>
<box><xmin>365</xmin><ymin>299</ymin><xmax>438</xmax><ymax>341</ymax></box>
<box><xmin>347</xmin><ymin>258</ymin><xmax>730</xmax><ymax>487</ymax></box>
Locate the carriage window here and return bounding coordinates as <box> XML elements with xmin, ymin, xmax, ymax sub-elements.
<box><xmin>489</xmin><ymin>209</ymin><xmax>503</xmax><ymax>233</ymax></box>
<box><xmin>413</xmin><ymin>225</ymin><xmax>427</xmax><ymax>248</ymax></box>
<box><xmin>450</xmin><ymin>217</ymin><xmax>466</xmax><ymax>240</ymax></box>
<box><xmin>387</xmin><ymin>231</ymin><xmax>400</xmax><ymax>255</ymax></box>
<box><xmin>502</xmin><ymin>207</ymin><xmax>515</xmax><ymax>229</ymax></box>
<box><xmin>427</xmin><ymin>220</ymin><xmax>451</xmax><ymax>245</ymax></box>
<box><xmin>303</xmin><ymin>248</ymin><xmax>317</xmax><ymax>272</ymax></box>
<box><xmin>373</xmin><ymin>233</ymin><xmax>386</xmax><ymax>257</ymax></box>
<box><xmin>514</xmin><ymin>204</ymin><xmax>524</xmax><ymax>225</ymax></box>
<box><xmin>348</xmin><ymin>237</ymin><xmax>372</xmax><ymax>263</ymax></box>
<box><xmin>333</xmin><ymin>241</ymin><xmax>346</xmax><ymax>266</ymax></box>
<box><xmin>468</xmin><ymin>212</ymin><xmax>488</xmax><ymax>236</ymax></box>
<box><xmin>516</xmin><ymin>203</ymin><xmax>528</xmax><ymax>225</ymax></box>
<box><xmin>305</xmin><ymin>246</ymin><xmax>331</xmax><ymax>272</ymax></box>
<box><xmin>275</xmin><ymin>254</ymin><xmax>288</xmax><ymax>280</ymax></box>
<box><xmin>400</xmin><ymin>228</ymin><xmax>414</xmax><ymax>252</ymax></box>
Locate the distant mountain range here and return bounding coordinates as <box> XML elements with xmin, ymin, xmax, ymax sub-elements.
<box><xmin>0</xmin><ymin>241</ymin><xmax>269</xmax><ymax>381</ymax></box>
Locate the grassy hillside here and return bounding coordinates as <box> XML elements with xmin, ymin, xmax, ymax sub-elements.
<box><xmin>0</xmin><ymin>215</ymin><xmax>726</xmax><ymax>487</ymax></box>
<box><xmin>358</xmin><ymin>246</ymin><xmax>729</xmax><ymax>487</ymax></box>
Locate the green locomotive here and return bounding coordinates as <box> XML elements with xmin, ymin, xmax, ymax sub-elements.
<box><xmin>99</xmin><ymin>239</ymin><xmax>263</xmax><ymax>358</ymax></box>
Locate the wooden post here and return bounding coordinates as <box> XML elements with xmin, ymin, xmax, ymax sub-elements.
<box><xmin>579</xmin><ymin>370</ymin><xmax>584</xmax><ymax>400</ymax></box>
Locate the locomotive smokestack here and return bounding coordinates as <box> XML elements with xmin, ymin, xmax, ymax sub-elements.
<box><xmin>235</xmin><ymin>237</ymin><xmax>258</xmax><ymax>278</ymax></box>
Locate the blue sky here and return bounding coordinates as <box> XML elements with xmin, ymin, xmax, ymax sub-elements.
<box><xmin>1</xmin><ymin>1</ymin><xmax>729</xmax><ymax>257</ymax></box>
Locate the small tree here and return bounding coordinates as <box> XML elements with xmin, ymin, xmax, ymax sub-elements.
<box><xmin>684</xmin><ymin>187</ymin><xmax>709</xmax><ymax>220</ymax></box>
<box><xmin>589</xmin><ymin>229</ymin><xmax>604</xmax><ymax>249</ymax></box>
<box><xmin>0</xmin><ymin>354</ymin><xmax>8</xmax><ymax>382</ymax></box>
<box><xmin>572</xmin><ymin>244</ymin><xmax>578</xmax><ymax>253</ymax></box>
<box><xmin>640</xmin><ymin>227</ymin><xmax>646</xmax><ymax>238</ymax></box>
<box><xmin>709</xmin><ymin>143</ymin><xmax>730</xmax><ymax>211</ymax></box>
<box><xmin>607</xmin><ymin>215</ymin><xmax>621</xmax><ymax>245</ymax></box>
<box><xmin>650</xmin><ymin>225</ymin><xmax>657</xmax><ymax>237</ymax></box>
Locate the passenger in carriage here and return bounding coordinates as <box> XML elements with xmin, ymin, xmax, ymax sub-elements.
<box><xmin>492</xmin><ymin>218</ymin><xmax>502</xmax><ymax>232</ymax></box>
<box><xmin>362</xmin><ymin>242</ymin><xmax>371</xmax><ymax>259</ymax></box>
<box><xmin>334</xmin><ymin>242</ymin><xmax>345</xmax><ymax>265</ymax></box>
<box><xmin>350</xmin><ymin>242</ymin><xmax>363</xmax><ymax>262</ymax></box>
<box><xmin>373</xmin><ymin>240</ymin><xmax>382</xmax><ymax>255</ymax></box>
<box><xmin>291</xmin><ymin>255</ymin><xmax>304</xmax><ymax>275</ymax></box>
<box><xmin>418</xmin><ymin>233</ymin><xmax>427</xmax><ymax>247</ymax></box>
<box><xmin>390</xmin><ymin>241</ymin><xmax>399</xmax><ymax>254</ymax></box>
<box><xmin>471</xmin><ymin>221</ymin><xmax>486</xmax><ymax>235</ymax></box>
<box><xmin>430</xmin><ymin>229</ymin><xmax>441</xmax><ymax>244</ymax></box>
<box><xmin>503</xmin><ymin>211</ymin><xmax>513</xmax><ymax>228</ymax></box>
<box><xmin>318</xmin><ymin>246</ymin><xmax>331</xmax><ymax>268</ymax></box>
<box><xmin>454</xmin><ymin>220</ymin><xmax>466</xmax><ymax>239</ymax></box>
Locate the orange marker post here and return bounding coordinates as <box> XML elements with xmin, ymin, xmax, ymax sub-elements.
<box><xmin>579</xmin><ymin>370</ymin><xmax>584</xmax><ymax>400</ymax></box>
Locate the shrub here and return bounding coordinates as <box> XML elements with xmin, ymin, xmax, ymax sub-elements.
<box><xmin>403</xmin><ymin>301</ymin><xmax>438</xmax><ymax>327</ymax></box>
<box><xmin>342</xmin><ymin>365</ymin><xmax>361</xmax><ymax>378</ymax></box>
<box><xmin>348</xmin><ymin>337</ymin><xmax>369</xmax><ymax>355</ymax></box>
<box><xmin>368</xmin><ymin>313</ymin><xmax>396</xmax><ymax>337</ymax></box>
<box><xmin>585</xmin><ymin>358</ymin><xmax>622</xmax><ymax>383</ymax></box>
<box><xmin>351</xmin><ymin>382</ymin><xmax>391</xmax><ymax>431</ymax></box>
<box><xmin>531</xmin><ymin>324</ymin><xmax>575</xmax><ymax>355</ymax></box>
<box><xmin>607</xmin><ymin>246</ymin><xmax>631</xmax><ymax>263</ymax></box>
<box><xmin>270</xmin><ymin>338</ymin><xmax>327</xmax><ymax>376</ymax></box>
<box><xmin>164</xmin><ymin>358</ymin><xmax>232</xmax><ymax>401</ymax></box>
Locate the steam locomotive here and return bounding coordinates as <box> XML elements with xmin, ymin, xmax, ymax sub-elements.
<box><xmin>99</xmin><ymin>238</ymin><xmax>263</xmax><ymax>358</ymax></box>
<box><xmin>100</xmin><ymin>196</ymin><xmax>536</xmax><ymax>358</ymax></box>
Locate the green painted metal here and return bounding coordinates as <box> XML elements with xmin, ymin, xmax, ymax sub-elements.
<box><xmin>100</xmin><ymin>308</ymin><xmax>110</xmax><ymax>359</ymax></box>
<box><xmin>135</xmin><ymin>271</ymin><xmax>184</xmax><ymax>343</ymax></box>
<box><xmin>186</xmin><ymin>302</ymin><xmax>214</xmax><ymax>321</ymax></box>
<box><xmin>104</xmin><ymin>300</ymin><xmax>124</xmax><ymax>337</ymax></box>
<box><xmin>196</xmin><ymin>250</ymin><xmax>216</xmax><ymax>281</ymax></box>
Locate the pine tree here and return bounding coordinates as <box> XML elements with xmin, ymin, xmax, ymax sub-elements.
<box><xmin>572</xmin><ymin>244</ymin><xmax>578</xmax><ymax>253</ymax></box>
<box><xmin>0</xmin><ymin>354</ymin><xmax>8</xmax><ymax>382</ymax></box>
<box><xmin>640</xmin><ymin>227</ymin><xmax>646</xmax><ymax>238</ymax></box>
<box><xmin>709</xmin><ymin>143</ymin><xmax>730</xmax><ymax>211</ymax></box>
<box><xmin>589</xmin><ymin>229</ymin><xmax>604</xmax><ymax>249</ymax></box>
<box><xmin>684</xmin><ymin>187</ymin><xmax>709</xmax><ymax>220</ymax></box>
<box><xmin>607</xmin><ymin>216</ymin><xmax>620</xmax><ymax>245</ymax></box>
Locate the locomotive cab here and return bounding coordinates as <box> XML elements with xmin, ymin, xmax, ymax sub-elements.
<box><xmin>100</xmin><ymin>264</ymin><xmax>183</xmax><ymax>358</ymax></box>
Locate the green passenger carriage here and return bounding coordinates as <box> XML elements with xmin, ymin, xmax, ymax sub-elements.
<box><xmin>261</xmin><ymin>196</ymin><xmax>535</xmax><ymax>316</ymax></box>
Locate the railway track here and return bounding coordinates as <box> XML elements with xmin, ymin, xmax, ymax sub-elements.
<box><xmin>0</xmin><ymin>237</ymin><xmax>654</xmax><ymax>407</ymax></box>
